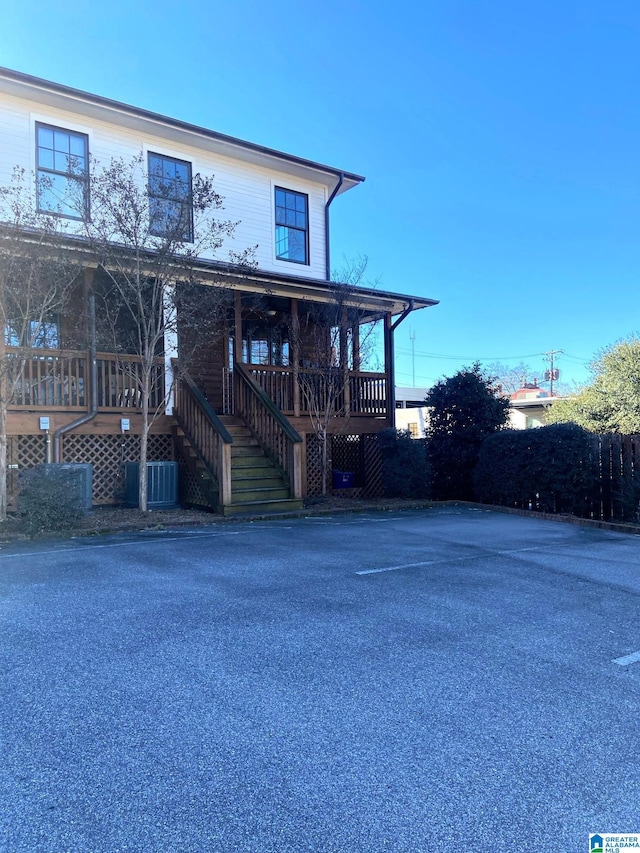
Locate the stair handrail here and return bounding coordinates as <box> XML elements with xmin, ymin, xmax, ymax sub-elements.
<box><xmin>178</xmin><ymin>370</ymin><xmax>234</xmax><ymax>443</ymax></box>
<box><xmin>234</xmin><ymin>363</ymin><xmax>303</xmax><ymax>498</ymax></box>
<box><xmin>173</xmin><ymin>369</ymin><xmax>233</xmax><ymax>508</ymax></box>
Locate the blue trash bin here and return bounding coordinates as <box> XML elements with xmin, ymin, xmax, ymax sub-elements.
<box><xmin>332</xmin><ymin>470</ymin><xmax>355</xmax><ymax>489</ymax></box>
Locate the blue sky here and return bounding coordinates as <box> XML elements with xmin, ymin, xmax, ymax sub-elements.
<box><xmin>2</xmin><ymin>0</ymin><xmax>639</xmax><ymax>389</ymax></box>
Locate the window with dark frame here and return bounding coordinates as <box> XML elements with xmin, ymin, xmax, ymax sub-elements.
<box><xmin>36</xmin><ymin>123</ymin><xmax>88</xmax><ymax>219</ymax></box>
<box><xmin>275</xmin><ymin>187</ymin><xmax>308</xmax><ymax>264</ymax></box>
<box><xmin>148</xmin><ymin>152</ymin><xmax>193</xmax><ymax>241</ymax></box>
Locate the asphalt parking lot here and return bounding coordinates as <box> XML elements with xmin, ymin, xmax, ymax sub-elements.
<box><xmin>1</xmin><ymin>506</ymin><xmax>639</xmax><ymax>852</ymax></box>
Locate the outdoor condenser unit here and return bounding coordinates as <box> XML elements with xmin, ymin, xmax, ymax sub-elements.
<box><xmin>41</xmin><ymin>463</ymin><xmax>93</xmax><ymax>511</ymax></box>
<box><xmin>125</xmin><ymin>461</ymin><xmax>178</xmax><ymax>509</ymax></box>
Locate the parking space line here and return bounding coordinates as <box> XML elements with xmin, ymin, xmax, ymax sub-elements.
<box><xmin>613</xmin><ymin>651</ymin><xmax>640</xmax><ymax>666</ymax></box>
<box><xmin>356</xmin><ymin>560</ymin><xmax>434</xmax><ymax>575</ymax></box>
<box><xmin>0</xmin><ymin>530</ymin><xmax>241</xmax><ymax>559</ymax></box>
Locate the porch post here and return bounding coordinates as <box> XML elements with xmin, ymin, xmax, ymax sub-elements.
<box><xmin>291</xmin><ymin>298</ymin><xmax>300</xmax><ymax>418</ymax></box>
<box><xmin>162</xmin><ymin>281</ymin><xmax>177</xmax><ymax>415</ymax></box>
<box><xmin>234</xmin><ymin>290</ymin><xmax>243</xmax><ymax>364</ymax></box>
<box><xmin>341</xmin><ymin>305</ymin><xmax>350</xmax><ymax>416</ymax></box>
<box><xmin>353</xmin><ymin>322</ymin><xmax>361</xmax><ymax>372</ymax></box>
<box><xmin>384</xmin><ymin>311</ymin><xmax>395</xmax><ymax>426</ymax></box>
<box><xmin>219</xmin><ymin>439</ymin><xmax>232</xmax><ymax>508</ymax></box>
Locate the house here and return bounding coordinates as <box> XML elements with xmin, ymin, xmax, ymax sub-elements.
<box><xmin>0</xmin><ymin>67</ymin><xmax>438</xmax><ymax>514</ymax></box>
<box><xmin>395</xmin><ymin>387</ymin><xmax>429</xmax><ymax>437</ymax></box>
<box><xmin>508</xmin><ymin>383</ymin><xmax>561</xmax><ymax>429</ymax></box>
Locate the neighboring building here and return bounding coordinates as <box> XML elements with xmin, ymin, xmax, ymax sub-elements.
<box><xmin>395</xmin><ymin>387</ymin><xmax>429</xmax><ymax>437</ymax></box>
<box><xmin>508</xmin><ymin>383</ymin><xmax>561</xmax><ymax>429</ymax></box>
<box><xmin>0</xmin><ymin>68</ymin><xmax>438</xmax><ymax>512</ymax></box>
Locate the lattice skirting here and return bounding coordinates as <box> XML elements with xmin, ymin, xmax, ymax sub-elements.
<box><xmin>6</xmin><ymin>435</ymin><xmax>47</xmax><ymax>506</ymax></box>
<box><xmin>6</xmin><ymin>433</ymin><xmax>174</xmax><ymax>506</ymax></box>
<box><xmin>177</xmin><ymin>456</ymin><xmax>214</xmax><ymax>510</ymax></box>
<box><xmin>305</xmin><ymin>433</ymin><xmax>383</xmax><ymax>498</ymax></box>
<box><xmin>62</xmin><ymin>433</ymin><xmax>173</xmax><ymax>504</ymax></box>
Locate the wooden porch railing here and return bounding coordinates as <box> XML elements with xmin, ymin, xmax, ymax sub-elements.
<box><xmin>173</xmin><ymin>370</ymin><xmax>233</xmax><ymax>508</ymax></box>
<box><xmin>234</xmin><ymin>363</ymin><xmax>303</xmax><ymax>498</ymax></box>
<box><xmin>245</xmin><ymin>364</ymin><xmax>388</xmax><ymax>417</ymax></box>
<box><xmin>4</xmin><ymin>347</ymin><xmax>164</xmax><ymax>411</ymax></box>
<box><xmin>349</xmin><ymin>372</ymin><xmax>387</xmax><ymax>415</ymax></box>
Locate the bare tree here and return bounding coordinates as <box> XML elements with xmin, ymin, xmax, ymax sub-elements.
<box><xmin>485</xmin><ymin>361</ymin><xmax>534</xmax><ymax>395</ymax></box>
<box><xmin>0</xmin><ymin>168</ymin><xmax>82</xmax><ymax>521</ymax></box>
<box><xmin>79</xmin><ymin>152</ymin><xmax>255</xmax><ymax>511</ymax></box>
<box><xmin>293</xmin><ymin>256</ymin><xmax>381</xmax><ymax>495</ymax></box>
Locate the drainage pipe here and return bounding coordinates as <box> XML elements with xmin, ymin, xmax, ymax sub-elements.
<box><xmin>325</xmin><ymin>172</ymin><xmax>344</xmax><ymax>280</ymax></box>
<box><xmin>386</xmin><ymin>300</ymin><xmax>415</xmax><ymax>419</ymax></box>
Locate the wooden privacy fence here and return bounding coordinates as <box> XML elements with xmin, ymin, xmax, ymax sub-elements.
<box><xmin>593</xmin><ymin>433</ymin><xmax>640</xmax><ymax>523</ymax></box>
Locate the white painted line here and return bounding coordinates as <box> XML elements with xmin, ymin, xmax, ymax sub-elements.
<box><xmin>356</xmin><ymin>560</ymin><xmax>434</xmax><ymax>575</ymax></box>
<box><xmin>0</xmin><ymin>530</ymin><xmax>241</xmax><ymax>559</ymax></box>
<box><xmin>613</xmin><ymin>650</ymin><xmax>640</xmax><ymax>666</ymax></box>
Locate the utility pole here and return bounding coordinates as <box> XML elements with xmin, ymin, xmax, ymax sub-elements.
<box><xmin>544</xmin><ymin>349</ymin><xmax>563</xmax><ymax>396</ymax></box>
<box><xmin>410</xmin><ymin>328</ymin><xmax>416</xmax><ymax>387</ymax></box>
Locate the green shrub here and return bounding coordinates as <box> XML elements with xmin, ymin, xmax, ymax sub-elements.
<box><xmin>474</xmin><ymin>423</ymin><xmax>597</xmax><ymax>515</ymax></box>
<box><xmin>378</xmin><ymin>429</ymin><xmax>431</xmax><ymax>499</ymax></box>
<box><xmin>17</xmin><ymin>466</ymin><xmax>85</xmax><ymax>535</ymax></box>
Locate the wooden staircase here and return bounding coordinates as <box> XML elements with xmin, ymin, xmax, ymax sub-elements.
<box><xmin>173</xmin><ymin>368</ymin><xmax>303</xmax><ymax>517</ymax></box>
<box><xmin>219</xmin><ymin>415</ymin><xmax>303</xmax><ymax>516</ymax></box>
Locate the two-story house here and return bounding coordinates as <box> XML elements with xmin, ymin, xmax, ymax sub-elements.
<box><xmin>0</xmin><ymin>67</ymin><xmax>437</xmax><ymax>514</ymax></box>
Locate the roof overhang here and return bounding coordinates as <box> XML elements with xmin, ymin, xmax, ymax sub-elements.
<box><xmin>0</xmin><ymin>226</ymin><xmax>438</xmax><ymax>321</ymax></box>
<box><xmin>0</xmin><ymin>67</ymin><xmax>365</xmax><ymax>195</ymax></box>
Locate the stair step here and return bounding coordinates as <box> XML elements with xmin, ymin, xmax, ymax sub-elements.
<box><xmin>231</xmin><ymin>487</ymin><xmax>290</xmax><ymax>503</ymax></box>
<box><xmin>231</xmin><ymin>474</ymin><xmax>284</xmax><ymax>488</ymax></box>
<box><xmin>231</xmin><ymin>457</ymin><xmax>274</xmax><ymax>471</ymax></box>
<box><xmin>231</xmin><ymin>445</ymin><xmax>266</xmax><ymax>458</ymax></box>
<box><xmin>231</xmin><ymin>436</ymin><xmax>259</xmax><ymax>447</ymax></box>
<box><xmin>223</xmin><ymin>499</ymin><xmax>304</xmax><ymax>517</ymax></box>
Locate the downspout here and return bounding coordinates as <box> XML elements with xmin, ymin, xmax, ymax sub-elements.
<box><xmin>387</xmin><ymin>300</ymin><xmax>415</xmax><ymax>418</ymax></box>
<box><xmin>52</xmin><ymin>293</ymin><xmax>98</xmax><ymax>462</ymax></box>
<box><xmin>325</xmin><ymin>172</ymin><xmax>344</xmax><ymax>280</ymax></box>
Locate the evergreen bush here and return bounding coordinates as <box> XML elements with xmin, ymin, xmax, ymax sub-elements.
<box><xmin>17</xmin><ymin>466</ymin><xmax>85</xmax><ymax>535</ymax></box>
<box><xmin>378</xmin><ymin>429</ymin><xmax>431</xmax><ymax>499</ymax></box>
<box><xmin>474</xmin><ymin>423</ymin><xmax>597</xmax><ymax>515</ymax></box>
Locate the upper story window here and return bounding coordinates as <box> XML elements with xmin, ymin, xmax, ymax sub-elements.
<box><xmin>275</xmin><ymin>187</ymin><xmax>308</xmax><ymax>264</ymax></box>
<box><xmin>36</xmin><ymin>124</ymin><xmax>88</xmax><ymax>219</ymax></box>
<box><xmin>148</xmin><ymin>152</ymin><xmax>193</xmax><ymax>242</ymax></box>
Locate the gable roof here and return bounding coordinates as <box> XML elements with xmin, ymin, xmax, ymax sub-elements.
<box><xmin>0</xmin><ymin>66</ymin><xmax>365</xmax><ymax>195</ymax></box>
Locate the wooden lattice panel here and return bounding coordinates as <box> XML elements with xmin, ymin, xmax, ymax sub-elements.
<box><xmin>177</xmin><ymin>456</ymin><xmax>213</xmax><ymax>509</ymax></box>
<box><xmin>16</xmin><ymin>434</ymin><xmax>47</xmax><ymax>468</ymax></box>
<box><xmin>305</xmin><ymin>433</ymin><xmax>383</xmax><ymax>498</ymax></box>
<box><xmin>6</xmin><ymin>435</ymin><xmax>48</xmax><ymax>506</ymax></box>
<box><xmin>305</xmin><ymin>434</ymin><xmax>325</xmax><ymax>497</ymax></box>
<box><xmin>62</xmin><ymin>433</ymin><xmax>173</xmax><ymax>505</ymax></box>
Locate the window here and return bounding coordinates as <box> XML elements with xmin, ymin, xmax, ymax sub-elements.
<box><xmin>148</xmin><ymin>152</ymin><xmax>193</xmax><ymax>241</ymax></box>
<box><xmin>241</xmin><ymin>320</ymin><xmax>290</xmax><ymax>366</ymax></box>
<box><xmin>4</xmin><ymin>318</ymin><xmax>59</xmax><ymax>348</ymax></box>
<box><xmin>36</xmin><ymin>123</ymin><xmax>88</xmax><ymax>219</ymax></box>
<box><xmin>275</xmin><ymin>187</ymin><xmax>308</xmax><ymax>264</ymax></box>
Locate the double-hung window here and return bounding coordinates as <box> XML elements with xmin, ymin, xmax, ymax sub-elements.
<box><xmin>148</xmin><ymin>152</ymin><xmax>193</xmax><ymax>242</ymax></box>
<box><xmin>275</xmin><ymin>187</ymin><xmax>308</xmax><ymax>264</ymax></box>
<box><xmin>36</xmin><ymin>123</ymin><xmax>88</xmax><ymax>219</ymax></box>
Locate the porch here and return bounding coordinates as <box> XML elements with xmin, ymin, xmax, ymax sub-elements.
<box><xmin>4</xmin><ymin>347</ymin><xmax>389</xmax><ymax>420</ymax></box>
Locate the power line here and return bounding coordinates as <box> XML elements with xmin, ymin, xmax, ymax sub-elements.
<box><xmin>395</xmin><ymin>348</ymin><xmax>554</xmax><ymax>362</ymax></box>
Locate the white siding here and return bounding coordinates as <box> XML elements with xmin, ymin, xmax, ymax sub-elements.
<box><xmin>0</xmin><ymin>92</ymin><xmax>329</xmax><ymax>279</ymax></box>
